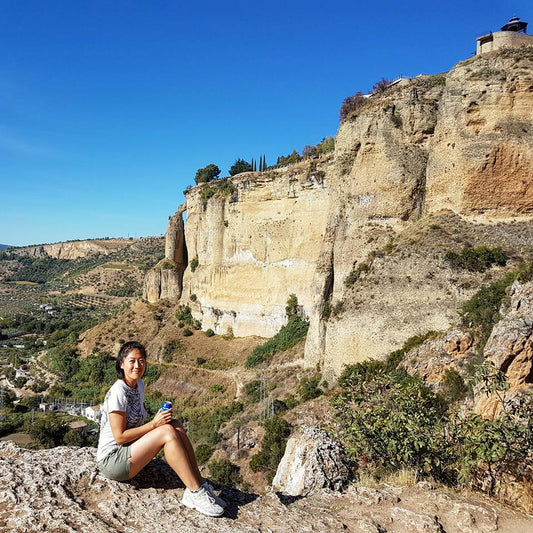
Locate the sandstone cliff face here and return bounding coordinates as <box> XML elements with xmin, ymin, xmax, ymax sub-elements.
<box><xmin>304</xmin><ymin>52</ymin><xmax>533</xmax><ymax>378</ymax></box>
<box><xmin>143</xmin><ymin>206</ymin><xmax>187</xmax><ymax>302</ymax></box>
<box><xmin>425</xmin><ymin>53</ymin><xmax>533</xmax><ymax>218</ymax></box>
<box><xmin>148</xmin><ymin>50</ymin><xmax>532</xmax><ymax>378</ymax></box>
<box><xmin>181</xmin><ymin>162</ymin><xmax>331</xmax><ymax>337</ymax></box>
<box><xmin>17</xmin><ymin>239</ymin><xmax>129</xmax><ymax>259</ymax></box>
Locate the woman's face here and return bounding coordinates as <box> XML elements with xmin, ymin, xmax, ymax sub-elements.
<box><xmin>120</xmin><ymin>348</ymin><xmax>146</xmax><ymax>383</ymax></box>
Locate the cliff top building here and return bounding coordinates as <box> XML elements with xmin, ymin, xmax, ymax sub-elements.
<box><xmin>477</xmin><ymin>17</ymin><xmax>533</xmax><ymax>55</ymax></box>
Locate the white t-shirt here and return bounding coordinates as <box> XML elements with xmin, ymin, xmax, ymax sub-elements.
<box><xmin>96</xmin><ymin>379</ymin><xmax>147</xmax><ymax>462</ymax></box>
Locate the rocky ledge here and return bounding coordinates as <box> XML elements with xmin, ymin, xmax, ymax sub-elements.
<box><xmin>1</xmin><ymin>441</ymin><xmax>533</xmax><ymax>532</ymax></box>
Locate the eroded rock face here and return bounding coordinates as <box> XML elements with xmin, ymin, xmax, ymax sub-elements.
<box><xmin>272</xmin><ymin>426</ymin><xmax>351</xmax><ymax>496</ymax></box>
<box><xmin>1</xmin><ymin>441</ymin><xmax>532</xmax><ymax>532</ymax></box>
<box><xmin>143</xmin><ymin>206</ymin><xmax>187</xmax><ymax>303</ymax></box>
<box><xmin>401</xmin><ymin>328</ymin><xmax>476</xmax><ymax>385</ymax></box>
<box><xmin>182</xmin><ymin>161</ymin><xmax>332</xmax><ymax>337</ymax></box>
<box><xmin>475</xmin><ymin>280</ymin><xmax>533</xmax><ymax>418</ymax></box>
<box><xmin>304</xmin><ymin>52</ymin><xmax>533</xmax><ymax>379</ymax></box>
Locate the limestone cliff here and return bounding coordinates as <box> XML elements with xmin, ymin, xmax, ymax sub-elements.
<box><xmin>15</xmin><ymin>238</ymin><xmax>136</xmax><ymax>260</ymax></box>
<box><xmin>147</xmin><ymin>49</ymin><xmax>532</xmax><ymax>378</ymax></box>
<box><xmin>304</xmin><ymin>50</ymin><xmax>533</xmax><ymax>378</ymax></box>
<box><xmin>181</xmin><ymin>162</ymin><xmax>331</xmax><ymax>337</ymax></box>
<box><xmin>143</xmin><ymin>205</ymin><xmax>187</xmax><ymax>302</ymax></box>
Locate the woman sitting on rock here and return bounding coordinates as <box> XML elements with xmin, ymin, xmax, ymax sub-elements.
<box><xmin>96</xmin><ymin>340</ymin><xmax>226</xmax><ymax>517</ymax></box>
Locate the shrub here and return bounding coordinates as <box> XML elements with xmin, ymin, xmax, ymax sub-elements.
<box><xmin>372</xmin><ymin>78</ymin><xmax>392</xmax><ymax>94</ymax></box>
<box><xmin>245</xmin><ymin>380</ymin><xmax>262</xmax><ymax>403</ymax></box>
<box><xmin>205</xmin><ymin>329</ymin><xmax>215</xmax><ymax>337</ymax></box>
<box><xmin>245</xmin><ymin>316</ymin><xmax>309</xmax><ymax>368</ymax></box>
<box><xmin>298</xmin><ymin>374</ymin><xmax>323</xmax><ymax>402</ymax></box>
<box><xmin>445</xmin><ymin>246</ymin><xmax>508</xmax><ymax>272</ymax></box>
<box><xmin>440</xmin><ymin>368</ymin><xmax>470</xmax><ymax>404</ymax></box>
<box><xmin>332</xmin><ymin>363</ymin><xmax>452</xmax><ymax>481</ymax></box>
<box><xmin>229</xmin><ymin>159</ymin><xmax>253</xmax><ymax>176</ymax></box>
<box><xmin>195</xmin><ymin>164</ymin><xmax>221</xmax><ymax>185</ymax></box>
<box><xmin>249</xmin><ymin>415</ymin><xmax>291</xmax><ymax>482</ymax></box>
<box><xmin>190</xmin><ymin>294</ymin><xmax>197</xmax><ymax>302</ymax></box>
<box><xmin>182</xmin><ymin>328</ymin><xmax>193</xmax><ymax>337</ymax></box>
<box><xmin>460</xmin><ymin>273</ymin><xmax>515</xmax><ymax>347</ymax></box>
<box><xmin>196</xmin><ymin>357</ymin><xmax>207</xmax><ymax>365</ymax></box>
<box><xmin>162</xmin><ymin>339</ymin><xmax>186</xmax><ymax>362</ymax></box>
<box><xmin>175</xmin><ymin>305</ymin><xmax>194</xmax><ymax>326</ymax></box>
<box><xmin>195</xmin><ymin>443</ymin><xmax>214</xmax><ymax>464</ymax></box>
<box><xmin>208</xmin><ymin>458</ymin><xmax>242</xmax><ymax>487</ymax></box>
<box><xmin>345</xmin><ymin>262</ymin><xmax>370</xmax><ymax>286</ymax></box>
<box><xmin>209</xmin><ymin>384</ymin><xmax>226</xmax><ymax>393</ymax></box>
<box><xmin>190</xmin><ymin>257</ymin><xmax>199</xmax><ymax>272</ymax></box>
<box><xmin>385</xmin><ymin>331</ymin><xmax>441</xmax><ymax>370</ymax></box>
<box><xmin>339</xmin><ymin>92</ymin><xmax>366</xmax><ymax>122</ymax></box>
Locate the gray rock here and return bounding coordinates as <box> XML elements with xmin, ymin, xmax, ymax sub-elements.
<box><xmin>271</xmin><ymin>426</ymin><xmax>352</xmax><ymax>496</ymax></box>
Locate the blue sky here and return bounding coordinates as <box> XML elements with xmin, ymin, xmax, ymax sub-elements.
<box><xmin>1</xmin><ymin>0</ymin><xmax>531</xmax><ymax>246</ymax></box>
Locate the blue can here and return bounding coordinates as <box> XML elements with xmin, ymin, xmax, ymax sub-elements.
<box><xmin>161</xmin><ymin>401</ymin><xmax>172</xmax><ymax>412</ymax></box>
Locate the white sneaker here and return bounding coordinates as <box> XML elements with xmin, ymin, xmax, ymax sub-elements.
<box><xmin>182</xmin><ymin>486</ymin><xmax>224</xmax><ymax>517</ymax></box>
<box><xmin>202</xmin><ymin>481</ymin><xmax>228</xmax><ymax>508</ymax></box>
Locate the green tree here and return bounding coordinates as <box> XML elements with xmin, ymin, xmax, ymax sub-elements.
<box><xmin>27</xmin><ymin>413</ymin><xmax>68</xmax><ymax>448</ymax></box>
<box><xmin>195</xmin><ymin>164</ymin><xmax>221</xmax><ymax>184</ymax></box>
<box><xmin>229</xmin><ymin>159</ymin><xmax>253</xmax><ymax>176</ymax></box>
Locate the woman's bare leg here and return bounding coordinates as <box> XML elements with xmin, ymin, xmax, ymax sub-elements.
<box><xmin>128</xmin><ymin>424</ymin><xmax>202</xmax><ymax>489</ymax></box>
<box><xmin>171</xmin><ymin>420</ymin><xmax>202</xmax><ymax>480</ymax></box>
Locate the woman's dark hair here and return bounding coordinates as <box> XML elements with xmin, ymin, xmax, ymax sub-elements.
<box><xmin>116</xmin><ymin>341</ymin><xmax>147</xmax><ymax>378</ymax></box>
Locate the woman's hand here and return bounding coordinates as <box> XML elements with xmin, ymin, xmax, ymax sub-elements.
<box><xmin>151</xmin><ymin>408</ymin><xmax>173</xmax><ymax>429</ymax></box>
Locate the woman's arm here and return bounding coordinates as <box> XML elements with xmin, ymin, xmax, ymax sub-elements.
<box><xmin>109</xmin><ymin>408</ymin><xmax>172</xmax><ymax>445</ymax></box>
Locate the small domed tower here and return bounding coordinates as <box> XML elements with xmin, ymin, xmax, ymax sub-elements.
<box><xmin>476</xmin><ymin>17</ymin><xmax>533</xmax><ymax>55</ymax></box>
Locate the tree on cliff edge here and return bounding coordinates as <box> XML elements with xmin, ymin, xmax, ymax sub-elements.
<box><xmin>195</xmin><ymin>164</ymin><xmax>221</xmax><ymax>184</ymax></box>
<box><xmin>229</xmin><ymin>159</ymin><xmax>253</xmax><ymax>176</ymax></box>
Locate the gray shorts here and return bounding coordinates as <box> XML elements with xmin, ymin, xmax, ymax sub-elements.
<box><xmin>97</xmin><ymin>445</ymin><xmax>131</xmax><ymax>481</ymax></box>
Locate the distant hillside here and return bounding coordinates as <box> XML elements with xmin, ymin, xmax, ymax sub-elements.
<box><xmin>0</xmin><ymin>244</ymin><xmax>13</xmax><ymax>250</ymax></box>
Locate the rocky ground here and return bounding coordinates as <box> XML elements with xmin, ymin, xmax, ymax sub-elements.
<box><xmin>1</xmin><ymin>442</ymin><xmax>532</xmax><ymax>533</ymax></box>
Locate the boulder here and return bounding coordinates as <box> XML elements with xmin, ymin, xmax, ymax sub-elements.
<box><xmin>271</xmin><ymin>426</ymin><xmax>352</xmax><ymax>496</ymax></box>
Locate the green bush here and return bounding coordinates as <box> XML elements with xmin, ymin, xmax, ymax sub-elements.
<box><xmin>249</xmin><ymin>415</ymin><xmax>291</xmax><ymax>483</ymax></box>
<box><xmin>245</xmin><ymin>316</ymin><xmax>309</xmax><ymax>368</ymax></box>
<box><xmin>190</xmin><ymin>257</ymin><xmax>199</xmax><ymax>272</ymax></box>
<box><xmin>162</xmin><ymin>339</ymin><xmax>186</xmax><ymax>362</ymax></box>
<box><xmin>333</xmin><ymin>363</ymin><xmax>452</xmax><ymax>481</ymax></box>
<box><xmin>440</xmin><ymin>368</ymin><xmax>470</xmax><ymax>404</ymax></box>
<box><xmin>195</xmin><ymin>443</ymin><xmax>214</xmax><ymax>464</ymax></box>
<box><xmin>245</xmin><ymin>380</ymin><xmax>262</xmax><ymax>403</ymax></box>
<box><xmin>445</xmin><ymin>246</ymin><xmax>508</xmax><ymax>272</ymax></box>
<box><xmin>208</xmin><ymin>458</ymin><xmax>242</xmax><ymax>487</ymax></box>
<box><xmin>385</xmin><ymin>331</ymin><xmax>441</xmax><ymax>370</ymax></box>
<box><xmin>205</xmin><ymin>329</ymin><xmax>215</xmax><ymax>337</ymax></box>
<box><xmin>298</xmin><ymin>374</ymin><xmax>323</xmax><ymax>402</ymax></box>
<box><xmin>182</xmin><ymin>328</ymin><xmax>193</xmax><ymax>337</ymax></box>
<box><xmin>195</xmin><ymin>164</ymin><xmax>221</xmax><ymax>184</ymax></box>
<box><xmin>175</xmin><ymin>305</ymin><xmax>194</xmax><ymax>326</ymax></box>
<box><xmin>460</xmin><ymin>273</ymin><xmax>515</xmax><ymax>348</ymax></box>
<box><xmin>185</xmin><ymin>402</ymin><xmax>243</xmax><ymax>447</ymax></box>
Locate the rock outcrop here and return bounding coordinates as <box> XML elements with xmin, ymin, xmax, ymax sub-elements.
<box><xmin>143</xmin><ymin>206</ymin><xmax>187</xmax><ymax>302</ymax></box>
<box><xmin>146</xmin><ymin>49</ymin><xmax>533</xmax><ymax>378</ymax></box>
<box><xmin>474</xmin><ymin>279</ymin><xmax>533</xmax><ymax>418</ymax></box>
<box><xmin>181</xmin><ymin>162</ymin><xmax>332</xmax><ymax>337</ymax></box>
<box><xmin>2</xmin><ymin>441</ymin><xmax>533</xmax><ymax>532</ymax></box>
<box><xmin>272</xmin><ymin>426</ymin><xmax>351</xmax><ymax>496</ymax></box>
<box><xmin>401</xmin><ymin>328</ymin><xmax>476</xmax><ymax>386</ymax></box>
<box><xmin>13</xmin><ymin>239</ymin><xmax>135</xmax><ymax>260</ymax></box>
